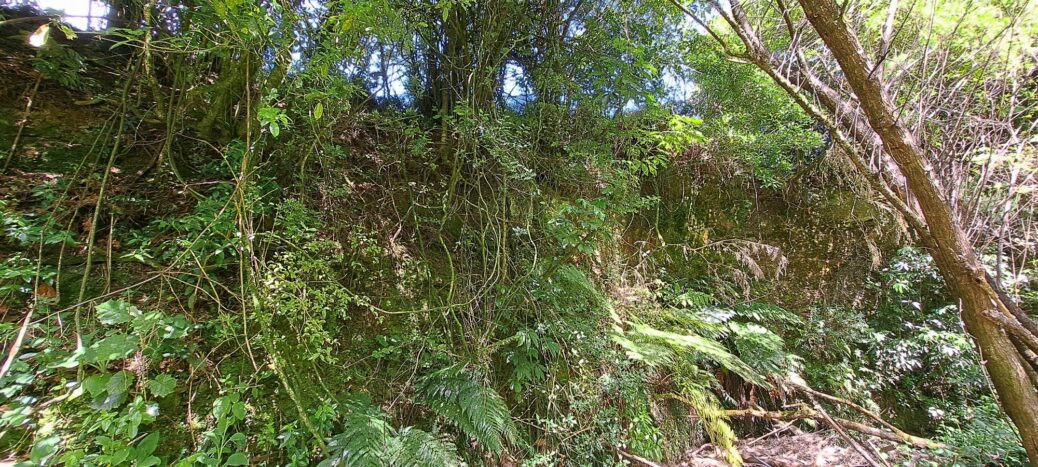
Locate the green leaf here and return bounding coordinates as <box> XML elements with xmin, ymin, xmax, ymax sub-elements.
<box><xmin>30</xmin><ymin>434</ymin><xmax>61</xmax><ymax>463</ymax></box>
<box><xmin>83</xmin><ymin>373</ymin><xmax>111</xmax><ymax>396</ymax></box>
<box><xmin>175</xmin><ymin>453</ymin><xmax>205</xmax><ymax>467</ymax></box>
<box><xmin>231</xmin><ymin>402</ymin><xmax>245</xmax><ymax>420</ymax></box>
<box><xmin>112</xmin><ymin>448</ymin><xmax>131</xmax><ymax>465</ymax></box>
<box><xmin>52</xmin><ymin>349</ymin><xmax>83</xmax><ymax>369</ymax></box>
<box><xmin>225</xmin><ymin>452</ymin><xmax>249</xmax><ymax>466</ymax></box>
<box><xmin>83</xmin><ymin>334</ymin><xmax>138</xmax><ymax>365</ymax></box>
<box><xmin>96</xmin><ymin>299</ymin><xmax>133</xmax><ymax>325</ymax></box>
<box><xmin>269</xmin><ymin>122</ymin><xmax>280</xmax><ymax>137</ymax></box>
<box><xmin>418</xmin><ymin>365</ymin><xmax>517</xmax><ymax>453</ymax></box>
<box><xmin>148</xmin><ymin>374</ymin><xmax>177</xmax><ymax>397</ymax></box>
<box><xmin>135</xmin><ymin>432</ymin><xmax>160</xmax><ymax>458</ymax></box>
<box><xmin>107</xmin><ymin>370</ymin><xmax>135</xmax><ymax>396</ymax></box>
<box><xmin>56</xmin><ymin>22</ymin><xmax>77</xmax><ymax>40</ymax></box>
<box><xmin>314</xmin><ymin>102</ymin><xmax>324</xmax><ymax>120</ymax></box>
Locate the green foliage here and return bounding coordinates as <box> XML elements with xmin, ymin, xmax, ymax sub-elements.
<box><xmin>615</xmin><ymin>323</ymin><xmax>767</xmax><ymax>386</ymax></box>
<box><xmin>260</xmin><ymin>238</ymin><xmax>361</xmax><ymax>364</ymax></box>
<box><xmin>176</xmin><ymin>393</ymin><xmax>250</xmax><ymax>466</ymax></box>
<box><xmin>0</xmin><ymin>199</ymin><xmax>70</xmax><ymax>304</ymax></box>
<box><xmin>936</xmin><ymin>398</ymin><xmax>1027</xmax><ymax>466</ymax></box>
<box><xmin>0</xmin><ymin>297</ymin><xmax>193</xmax><ymax>466</ymax></box>
<box><xmin>633</xmin><ymin>114</ymin><xmax>705</xmax><ymax>176</ymax></box>
<box><xmin>258</xmin><ymin>91</ymin><xmax>292</xmax><ymax>138</ymax></box>
<box><xmin>502</xmin><ymin>328</ymin><xmax>561</xmax><ymax>394</ymax></box>
<box><xmin>33</xmin><ymin>42</ymin><xmax>90</xmax><ymax>91</ymax></box>
<box><xmin>3</xmin><ymin>0</ymin><xmax>1032</xmax><ymax>463</ymax></box>
<box><xmin>320</xmin><ymin>398</ymin><xmax>462</xmax><ymax>467</ymax></box>
<box><xmin>138</xmin><ymin>182</ymin><xmax>242</xmax><ymax>272</ymax></box>
<box><xmin>671</xmin><ymin>367</ymin><xmax>742</xmax><ymax>467</ymax></box>
<box><xmin>417</xmin><ymin>365</ymin><xmax>518</xmax><ymax>454</ymax></box>
<box><xmin>793</xmin><ymin>247</ymin><xmax>991</xmax><ymax>439</ymax></box>
<box><xmin>682</xmin><ymin>35</ymin><xmax>823</xmax><ymax>187</ymax></box>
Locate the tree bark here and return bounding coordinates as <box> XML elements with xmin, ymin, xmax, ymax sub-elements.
<box><xmin>795</xmin><ymin>0</ymin><xmax>1038</xmax><ymax>462</ymax></box>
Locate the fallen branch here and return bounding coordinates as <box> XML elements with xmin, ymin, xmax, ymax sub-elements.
<box><xmin>805</xmin><ymin>391</ymin><xmax>888</xmax><ymax>467</ymax></box>
<box><xmin>789</xmin><ymin>381</ymin><xmax>940</xmax><ymax>449</ymax></box>
<box><xmin>724</xmin><ymin>408</ymin><xmax>945</xmax><ymax>450</ymax></box>
<box><xmin>618</xmin><ymin>450</ymin><xmax>664</xmax><ymax>467</ymax></box>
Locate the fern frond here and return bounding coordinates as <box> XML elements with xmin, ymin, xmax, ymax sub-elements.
<box><xmin>682</xmin><ymin>390</ymin><xmax>743</xmax><ymax>467</ymax></box>
<box><xmin>389</xmin><ymin>427</ymin><xmax>463</xmax><ymax>467</ymax></box>
<box><xmin>629</xmin><ymin>324</ymin><xmax>768</xmax><ymax>387</ymax></box>
<box><xmin>418</xmin><ymin>365</ymin><xmax>518</xmax><ymax>453</ymax></box>
<box><xmin>666</xmin><ymin>359</ymin><xmax>743</xmax><ymax>467</ymax></box>
<box><xmin>671</xmin><ymin>290</ymin><xmax>715</xmax><ymax>309</ymax></box>
<box><xmin>662</xmin><ymin>306</ymin><xmax>730</xmax><ymax>338</ymax></box>
<box><xmin>735</xmin><ymin>303</ymin><xmax>802</xmax><ymax>326</ymax></box>
<box><xmin>320</xmin><ymin>399</ymin><xmax>465</xmax><ymax>467</ymax></box>
<box><xmin>321</xmin><ymin>403</ymin><xmax>394</xmax><ymax>467</ymax></box>
<box><xmin>613</xmin><ymin>331</ymin><xmax>677</xmax><ymax>365</ymax></box>
<box><xmin>554</xmin><ymin>264</ymin><xmax>607</xmax><ymax>306</ymax></box>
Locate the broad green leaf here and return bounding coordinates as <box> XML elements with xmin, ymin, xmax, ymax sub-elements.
<box><xmin>107</xmin><ymin>370</ymin><xmax>135</xmax><ymax>396</ymax></box>
<box><xmin>83</xmin><ymin>373</ymin><xmax>111</xmax><ymax>396</ymax></box>
<box><xmin>314</xmin><ymin>102</ymin><xmax>324</xmax><ymax>120</ymax></box>
<box><xmin>135</xmin><ymin>432</ymin><xmax>161</xmax><ymax>458</ymax></box>
<box><xmin>225</xmin><ymin>452</ymin><xmax>249</xmax><ymax>466</ymax></box>
<box><xmin>30</xmin><ymin>434</ymin><xmax>61</xmax><ymax>463</ymax></box>
<box><xmin>83</xmin><ymin>334</ymin><xmax>137</xmax><ymax>365</ymax></box>
<box><xmin>148</xmin><ymin>374</ymin><xmax>177</xmax><ymax>397</ymax></box>
<box><xmin>96</xmin><ymin>300</ymin><xmax>133</xmax><ymax>325</ymax></box>
<box><xmin>111</xmin><ymin>448</ymin><xmax>132</xmax><ymax>465</ymax></box>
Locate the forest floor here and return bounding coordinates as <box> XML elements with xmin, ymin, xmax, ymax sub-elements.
<box><xmin>676</xmin><ymin>432</ymin><xmax>930</xmax><ymax>466</ymax></box>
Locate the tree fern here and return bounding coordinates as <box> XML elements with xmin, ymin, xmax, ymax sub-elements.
<box><xmin>728</xmin><ymin>321</ymin><xmax>790</xmax><ymax>375</ymax></box>
<box><xmin>418</xmin><ymin>365</ymin><xmax>518</xmax><ymax>453</ymax></box>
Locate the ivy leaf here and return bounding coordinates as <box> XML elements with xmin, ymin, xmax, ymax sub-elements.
<box><xmin>148</xmin><ymin>374</ymin><xmax>177</xmax><ymax>398</ymax></box>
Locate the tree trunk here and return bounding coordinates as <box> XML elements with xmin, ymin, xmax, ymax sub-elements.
<box><xmin>796</xmin><ymin>0</ymin><xmax>1038</xmax><ymax>461</ymax></box>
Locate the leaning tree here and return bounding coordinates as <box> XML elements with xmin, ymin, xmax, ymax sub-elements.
<box><xmin>671</xmin><ymin>0</ymin><xmax>1038</xmax><ymax>460</ymax></box>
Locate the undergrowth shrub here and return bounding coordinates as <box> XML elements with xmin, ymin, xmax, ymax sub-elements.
<box><xmin>936</xmin><ymin>397</ymin><xmax>1027</xmax><ymax>466</ymax></box>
